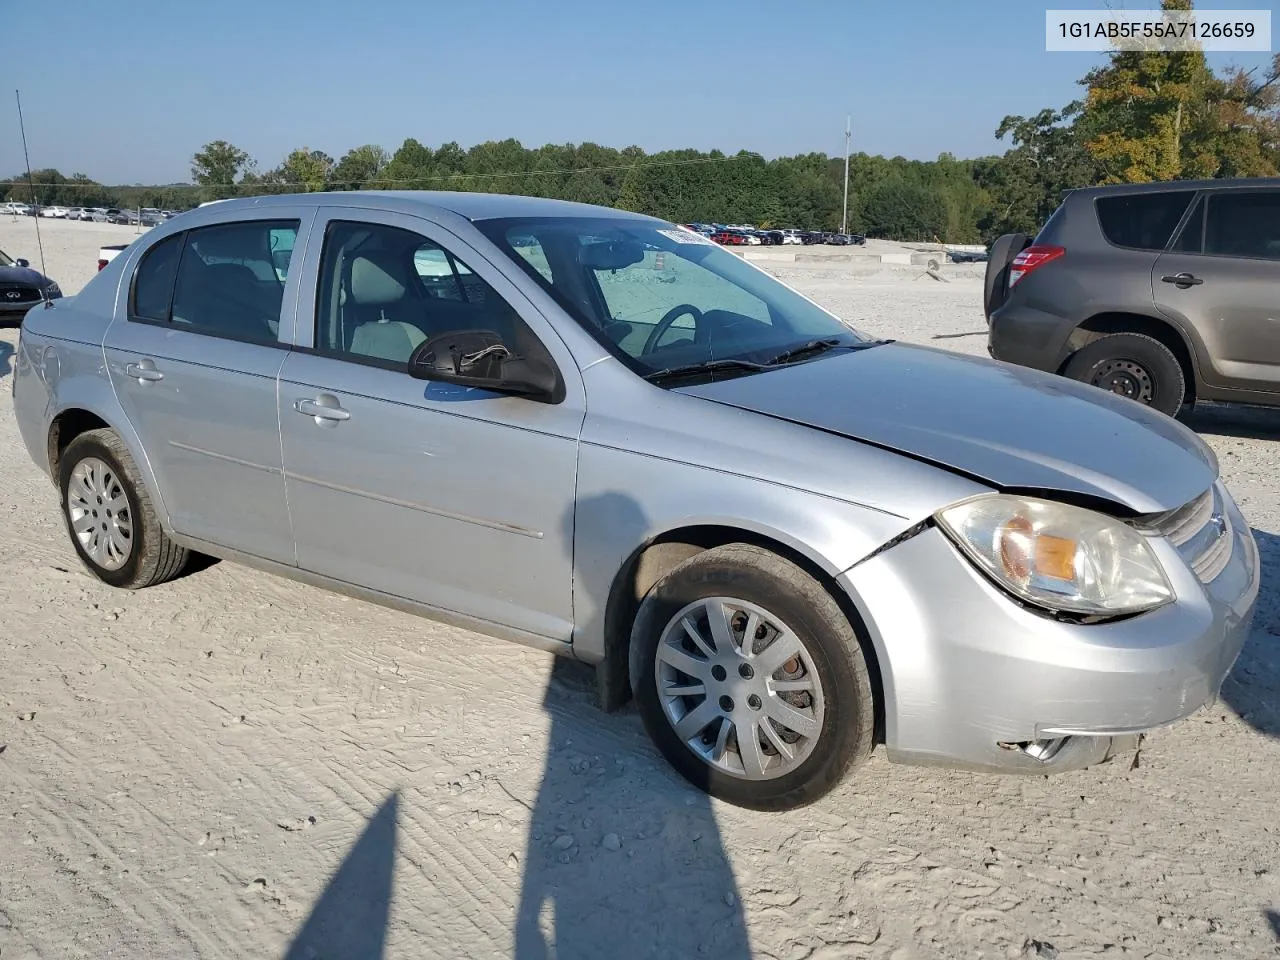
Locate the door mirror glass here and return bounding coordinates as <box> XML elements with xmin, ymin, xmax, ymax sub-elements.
<box><xmin>407</xmin><ymin>330</ymin><xmax>558</xmax><ymax>400</ymax></box>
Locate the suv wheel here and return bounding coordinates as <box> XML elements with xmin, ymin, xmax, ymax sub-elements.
<box><xmin>632</xmin><ymin>544</ymin><xmax>875</xmax><ymax>811</ymax></box>
<box><xmin>58</xmin><ymin>428</ymin><xmax>189</xmax><ymax>589</ymax></box>
<box><xmin>1063</xmin><ymin>333</ymin><xmax>1187</xmax><ymax>417</ymax></box>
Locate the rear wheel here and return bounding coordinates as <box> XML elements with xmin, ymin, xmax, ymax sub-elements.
<box><xmin>58</xmin><ymin>428</ymin><xmax>189</xmax><ymax>589</ymax></box>
<box><xmin>632</xmin><ymin>544</ymin><xmax>875</xmax><ymax>811</ymax></box>
<box><xmin>1062</xmin><ymin>332</ymin><xmax>1186</xmax><ymax>417</ymax></box>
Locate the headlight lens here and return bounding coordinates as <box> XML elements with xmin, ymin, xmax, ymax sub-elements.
<box><xmin>936</xmin><ymin>495</ymin><xmax>1173</xmax><ymax>617</ymax></box>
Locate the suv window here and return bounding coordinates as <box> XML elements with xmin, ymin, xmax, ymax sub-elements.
<box><xmin>169</xmin><ymin>220</ymin><xmax>299</xmax><ymax>343</ymax></box>
<box><xmin>315</xmin><ymin>220</ymin><xmax>536</xmax><ymax>367</ymax></box>
<box><xmin>1095</xmin><ymin>191</ymin><xmax>1195</xmax><ymax>251</ymax></box>
<box><xmin>132</xmin><ymin>233</ymin><xmax>184</xmax><ymax>321</ymax></box>
<box><xmin>1204</xmin><ymin>191</ymin><xmax>1280</xmax><ymax>260</ymax></box>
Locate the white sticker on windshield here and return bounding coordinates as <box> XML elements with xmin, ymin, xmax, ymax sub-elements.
<box><xmin>657</xmin><ymin>228</ymin><xmax>714</xmax><ymax>245</ymax></box>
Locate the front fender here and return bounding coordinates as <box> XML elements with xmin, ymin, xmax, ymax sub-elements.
<box><xmin>569</xmin><ymin>441</ymin><xmax>925</xmax><ymax>667</ymax></box>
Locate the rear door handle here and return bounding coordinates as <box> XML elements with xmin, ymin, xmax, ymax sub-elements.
<box><xmin>125</xmin><ymin>360</ymin><xmax>164</xmax><ymax>383</ymax></box>
<box><xmin>1161</xmin><ymin>273</ymin><xmax>1204</xmax><ymax>286</ymax></box>
<box><xmin>294</xmin><ymin>397</ymin><xmax>351</xmax><ymax>422</ymax></box>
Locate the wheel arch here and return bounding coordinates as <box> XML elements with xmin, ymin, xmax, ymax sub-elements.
<box><xmin>597</xmin><ymin>522</ymin><xmax>887</xmax><ymax>745</ymax></box>
<box><xmin>1064</xmin><ymin>312</ymin><xmax>1202</xmax><ymax>402</ymax></box>
<box><xmin>46</xmin><ymin>400</ymin><xmax>171</xmax><ymax>528</ymax></box>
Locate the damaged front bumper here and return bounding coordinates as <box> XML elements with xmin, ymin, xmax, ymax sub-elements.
<box><xmin>838</xmin><ymin>493</ymin><xmax>1260</xmax><ymax>776</ymax></box>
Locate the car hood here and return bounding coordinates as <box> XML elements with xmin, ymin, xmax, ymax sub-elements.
<box><xmin>0</xmin><ymin>265</ymin><xmax>48</xmax><ymax>285</ymax></box>
<box><xmin>677</xmin><ymin>342</ymin><xmax>1217</xmax><ymax>515</ymax></box>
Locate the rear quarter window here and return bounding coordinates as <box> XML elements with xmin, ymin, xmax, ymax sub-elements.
<box><xmin>1094</xmin><ymin>191</ymin><xmax>1195</xmax><ymax>251</ymax></box>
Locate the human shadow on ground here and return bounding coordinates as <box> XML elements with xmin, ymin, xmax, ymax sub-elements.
<box><xmin>514</xmin><ymin>492</ymin><xmax>752</xmax><ymax>960</ymax></box>
<box><xmin>283</xmin><ymin>792</ymin><xmax>398</xmax><ymax>960</ymax></box>
<box><xmin>1266</xmin><ymin>908</ymin><xmax>1280</xmax><ymax>941</ymax></box>
<box><xmin>1219</xmin><ymin>529</ymin><xmax>1280</xmax><ymax>738</ymax></box>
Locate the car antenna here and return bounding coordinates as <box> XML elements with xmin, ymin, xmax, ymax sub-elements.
<box><xmin>15</xmin><ymin>88</ymin><xmax>51</xmax><ymax>309</ymax></box>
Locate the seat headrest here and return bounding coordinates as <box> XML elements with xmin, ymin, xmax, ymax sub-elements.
<box><xmin>350</xmin><ymin>253</ymin><xmax>407</xmax><ymax>306</ymax></box>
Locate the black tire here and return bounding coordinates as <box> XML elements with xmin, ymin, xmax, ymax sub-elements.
<box><xmin>632</xmin><ymin>543</ymin><xmax>875</xmax><ymax>811</ymax></box>
<box><xmin>58</xmin><ymin>428</ymin><xmax>189</xmax><ymax>589</ymax></box>
<box><xmin>983</xmin><ymin>232</ymin><xmax>1029</xmax><ymax>318</ymax></box>
<box><xmin>1062</xmin><ymin>332</ymin><xmax>1187</xmax><ymax>417</ymax></box>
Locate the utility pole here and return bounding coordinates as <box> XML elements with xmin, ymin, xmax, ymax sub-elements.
<box><xmin>841</xmin><ymin>115</ymin><xmax>851</xmax><ymax>236</ymax></box>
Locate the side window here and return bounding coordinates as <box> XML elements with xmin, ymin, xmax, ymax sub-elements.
<box><xmin>131</xmin><ymin>233</ymin><xmax>184</xmax><ymax>322</ymax></box>
<box><xmin>169</xmin><ymin>220</ymin><xmax>299</xmax><ymax>344</ymax></box>
<box><xmin>1095</xmin><ymin>191</ymin><xmax>1195</xmax><ymax>251</ymax></box>
<box><xmin>1171</xmin><ymin>196</ymin><xmax>1204</xmax><ymax>254</ymax></box>
<box><xmin>1205</xmin><ymin>191</ymin><xmax>1280</xmax><ymax>261</ymax></box>
<box><xmin>315</xmin><ymin>220</ymin><xmax>538</xmax><ymax>368</ymax></box>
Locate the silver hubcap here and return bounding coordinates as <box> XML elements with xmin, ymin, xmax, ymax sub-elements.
<box><xmin>655</xmin><ymin>597</ymin><xmax>825</xmax><ymax>781</ymax></box>
<box><xmin>66</xmin><ymin>457</ymin><xmax>133</xmax><ymax>571</ymax></box>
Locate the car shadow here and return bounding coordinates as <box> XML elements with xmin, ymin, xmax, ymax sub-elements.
<box><xmin>283</xmin><ymin>792</ymin><xmax>398</xmax><ymax>960</ymax></box>
<box><xmin>513</xmin><ymin>492</ymin><xmax>752</xmax><ymax>959</ymax></box>
<box><xmin>1267</xmin><ymin>908</ymin><xmax>1280</xmax><ymax>942</ymax></box>
<box><xmin>1219</xmin><ymin>528</ymin><xmax>1280</xmax><ymax>738</ymax></box>
<box><xmin>0</xmin><ymin>339</ymin><xmax>14</xmax><ymax>381</ymax></box>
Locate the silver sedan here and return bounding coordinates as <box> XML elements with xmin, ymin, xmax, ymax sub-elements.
<box><xmin>12</xmin><ymin>192</ymin><xmax>1260</xmax><ymax>810</ymax></box>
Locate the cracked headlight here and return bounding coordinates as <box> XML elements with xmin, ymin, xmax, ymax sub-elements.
<box><xmin>936</xmin><ymin>495</ymin><xmax>1173</xmax><ymax>617</ymax></box>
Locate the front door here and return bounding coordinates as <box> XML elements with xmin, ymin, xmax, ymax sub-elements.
<box><xmin>1154</xmin><ymin>189</ymin><xmax>1280</xmax><ymax>395</ymax></box>
<box><xmin>103</xmin><ymin>211</ymin><xmax>315</xmax><ymax>565</ymax></box>
<box><xmin>276</xmin><ymin>211</ymin><xmax>584</xmax><ymax>641</ymax></box>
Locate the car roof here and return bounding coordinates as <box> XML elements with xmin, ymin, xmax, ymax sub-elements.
<box><xmin>1067</xmin><ymin>176</ymin><xmax>1280</xmax><ymax>199</ymax></box>
<box><xmin>188</xmin><ymin>190</ymin><xmax>661</xmax><ymax>223</ymax></box>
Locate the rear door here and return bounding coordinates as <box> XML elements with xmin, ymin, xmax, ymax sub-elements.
<box><xmin>1153</xmin><ymin>189</ymin><xmax>1280</xmax><ymax>394</ymax></box>
<box><xmin>103</xmin><ymin>208</ymin><xmax>317</xmax><ymax>564</ymax></box>
<box><xmin>276</xmin><ymin>209</ymin><xmax>585</xmax><ymax>641</ymax></box>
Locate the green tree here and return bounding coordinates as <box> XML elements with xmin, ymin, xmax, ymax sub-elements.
<box><xmin>858</xmin><ymin>178</ymin><xmax>948</xmax><ymax>240</ymax></box>
<box><xmin>275</xmin><ymin>147</ymin><xmax>335</xmax><ymax>191</ymax></box>
<box><xmin>331</xmin><ymin>144</ymin><xmax>389</xmax><ymax>189</ymax></box>
<box><xmin>190</xmin><ymin>140</ymin><xmax>252</xmax><ymax>199</ymax></box>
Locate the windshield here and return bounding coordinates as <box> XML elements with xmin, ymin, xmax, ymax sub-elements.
<box><xmin>0</xmin><ymin>249</ymin><xmax>12</xmax><ymax>267</ymax></box>
<box><xmin>474</xmin><ymin>216</ymin><xmax>869</xmax><ymax>379</ymax></box>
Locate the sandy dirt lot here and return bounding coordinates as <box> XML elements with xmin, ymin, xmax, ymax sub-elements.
<box><xmin>1</xmin><ymin>217</ymin><xmax>1278</xmax><ymax>960</ymax></box>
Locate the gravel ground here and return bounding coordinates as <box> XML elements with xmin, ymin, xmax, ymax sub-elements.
<box><xmin>1</xmin><ymin>217</ymin><xmax>1278</xmax><ymax>960</ymax></box>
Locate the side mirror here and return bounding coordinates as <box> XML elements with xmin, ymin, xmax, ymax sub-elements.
<box><xmin>407</xmin><ymin>330</ymin><xmax>560</xmax><ymax>402</ymax></box>
<box><xmin>15</xmin><ymin>258</ymin><xmax>29</xmax><ymax>268</ymax></box>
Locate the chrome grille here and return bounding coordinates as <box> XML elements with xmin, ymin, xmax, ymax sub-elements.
<box><xmin>1134</xmin><ymin>483</ymin><xmax>1233</xmax><ymax>584</ymax></box>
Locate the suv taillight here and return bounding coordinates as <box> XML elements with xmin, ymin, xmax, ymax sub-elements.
<box><xmin>1008</xmin><ymin>244</ymin><xmax>1065</xmax><ymax>287</ymax></box>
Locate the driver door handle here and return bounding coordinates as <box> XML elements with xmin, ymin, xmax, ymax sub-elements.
<box><xmin>1161</xmin><ymin>272</ymin><xmax>1204</xmax><ymax>286</ymax></box>
<box><xmin>294</xmin><ymin>397</ymin><xmax>351</xmax><ymax>422</ymax></box>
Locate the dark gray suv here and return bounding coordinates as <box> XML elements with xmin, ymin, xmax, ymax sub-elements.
<box><xmin>985</xmin><ymin>177</ymin><xmax>1280</xmax><ymax>417</ymax></box>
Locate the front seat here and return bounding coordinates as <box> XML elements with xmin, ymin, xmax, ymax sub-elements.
<box><xmin>347</xmin><ymin>252</ymin><xmax>428</xmax><ymax>363</ymax></box>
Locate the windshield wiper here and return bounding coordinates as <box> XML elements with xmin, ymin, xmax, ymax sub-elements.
<box><xmin>643</xmin><ymin>357</ymin><xmax>770</xmax><ymax>385</ymax></box>
<box><xmin>763</xmin><ymin>337</ymin><xmax>853</xmax><ymax>367</ymax></box>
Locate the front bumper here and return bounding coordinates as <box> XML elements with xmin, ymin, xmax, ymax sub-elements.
<box><xmin>841</xmin><ymin>490</ymin><xmax>1260</xmax><ymax>775</ymax></box>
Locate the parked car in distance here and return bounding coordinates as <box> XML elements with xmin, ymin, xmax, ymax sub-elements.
<box><xmin>65</xmin><ymin>207</ymin><xmax>87</xmax><ymax>221</ymax></box>
<box><xmin>986</xmin><ymin>176</ymin><xmax>1280</xmax><ymax>417</ymax></box>
<box><xmin>14</xmin><ymin>191</ymin><xmax>1259</xmax><ymax>811</ymax></box>
<box><xmin>87</xmin><ymin>208</ymin><xmax>110</xmax><ymax>222</ymax></box>
<box><xmin>950</xmin><ymin>247</ymin><xmax>988</xmax><ymax>263</ymax></box>
<box><xmin>98</xmin><ymin>243</ymin><xmax>130</xmax><ymax>271</ymax></box>
<box><xmin>40</xmin><ymin>205</ymin><xmax>69</xmax><ymax>219</ymax></box>
<box><xmin>3</xmin><ymin>202</ymin><xmax>34</xmax><ymax>217</ymax></box>
<box><xmin>0</xmin><ymin>247</ymin><xmax>61</xmax><ymax>323</ymax></box>
<box><xmin>710</xmin><ymin>230</ymin><xmax>748</xmax><ymax>246</ymax></box>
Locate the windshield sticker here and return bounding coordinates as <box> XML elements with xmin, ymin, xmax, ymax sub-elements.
<box><xmin>657</xmin><ymin>228</ymin><xmax>714</xmax><ymax>245</ymax></box>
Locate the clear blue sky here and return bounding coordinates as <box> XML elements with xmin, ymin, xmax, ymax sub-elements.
<box><xmin>4</xmin><ymin>0</ymin><xmax>1276</xmax><ymax>185</ymax></box>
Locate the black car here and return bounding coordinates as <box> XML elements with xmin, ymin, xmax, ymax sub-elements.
<box><xmin>0</xmin><ymin>248</ymin><xmax>62</xmax><ymax>323</ymax></box>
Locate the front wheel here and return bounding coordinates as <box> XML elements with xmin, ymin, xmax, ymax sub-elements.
<box><xmin>632</xmin><ymin>544</ymin><xmax>875</xmax><ymax>811</ymax></box>
<box><xmin>1062</xmin><ymin>332</ymin><xmax>1187</xmax><ymax>417</ymax></box>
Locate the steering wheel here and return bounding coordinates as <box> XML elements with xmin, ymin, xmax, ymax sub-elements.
<box><xmin>643</xmin><ymin>304</ymin><xmax>705</xmax><ymax>355</ymax></box>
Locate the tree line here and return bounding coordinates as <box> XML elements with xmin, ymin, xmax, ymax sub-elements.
<box><xmin>5</xmin><ymin>1</ymin><xmax>1277</xmax><ymax>244</ymax></box>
